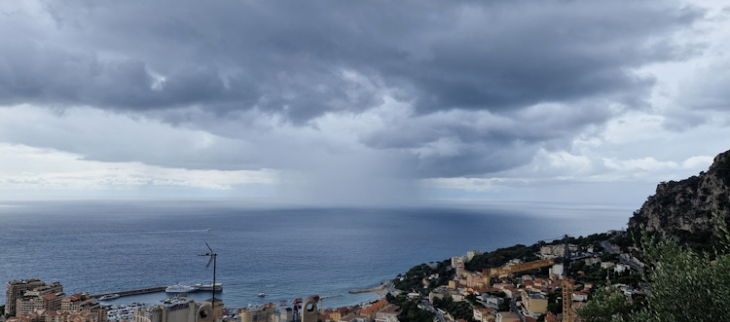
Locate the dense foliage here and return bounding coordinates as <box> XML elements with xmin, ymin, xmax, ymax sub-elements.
<box><xmin>432</xmin><ymin>296</ymin><xmax>477</xmax><ymax>322</ymax></box>
<box><xmin>464</xmin><ymin>244</ymin><xmax>538</xmax><ymax>272</ymax></box>
<box><xmin>578</xmin><ymin>215</ymin><xmax>730</xmax><ymax>322</ymax></box>
<box><xmin>391</xmin><ymin>298</ymin><xmax>434</xmax><ymax>322</ymax></box>
<box><xmin>465</xmin><ymin>233</ymin><xmax>609</xmax><ymax>273</ymax></box>
<box><xmin>464</xmin><ymin>293</ymin><xmax>484</xmax><ymax>308</ymax></box>
<box><xmin>394</xmin><ymin>260</ymin><xmax>454</xmax><ymax>294</ymax></box>
<box><xmin>546</xmin><ymin>292</ymin><xmax>561</xmax><ymax>315</ymax></box>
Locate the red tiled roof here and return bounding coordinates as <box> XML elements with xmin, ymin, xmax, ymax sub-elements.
<box><xmin>378</xmin><ymin>305</ymin><xmax>400</xmax><ymax>315</ymax></box>
<box><xmin>68</xmin><ymin>294</ymin><xmax>83</xmax><ymax>301</ymax></box>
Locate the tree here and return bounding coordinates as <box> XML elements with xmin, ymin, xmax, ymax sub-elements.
<box><xmin>546</xmin><ymin>292</ymin><xmax>561</xmax><ymax>315</ymax></box>
<box><xmin>578</xmin><ymin>214</ymin><xmax>730</xmax><ymax>322</ymax></box>
<box><xmin>577</xmin><ymin>288</ymin><xmax>644</xmax><ymax>322</ymax></box>
<box><xmin>398</xmin><ymin>299</ymin><xmax>434</xmax><ymax>322</ymax></box>
<box><xmin>600</xmin><ymin>253</ymin><xmax>618</xmax><ymax>262</ymax></box>
<box><xmin>465</xmin><ymin>293</ymin><xmax>484</xmax><ymax>308</ymax></box>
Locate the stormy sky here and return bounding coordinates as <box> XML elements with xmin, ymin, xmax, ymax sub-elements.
<box><xmin>1</xmin><ymin>0</ymin><xmax>729</xmax><ymax>208</ymax></box>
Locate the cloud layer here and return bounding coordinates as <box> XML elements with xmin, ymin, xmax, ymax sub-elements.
<box><xmin>1</xmin><ymin>0</ymin><xmax>728</xmax><ymax>205</ymax></box>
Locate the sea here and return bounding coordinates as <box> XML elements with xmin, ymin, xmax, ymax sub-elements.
<box><xmin>0</xmin><ymin>200</ymin><xmax>632</xmax><ymax>309</ymax></box>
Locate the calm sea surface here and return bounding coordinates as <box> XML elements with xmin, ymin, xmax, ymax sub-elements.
<box><xmin>0</xmin><ymin>201</ymin><xmax>630</xmax><ymax>308</ymax></box>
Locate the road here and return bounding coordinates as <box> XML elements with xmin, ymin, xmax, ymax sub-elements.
<box><xmin>601</xmin><ymin>240</ymin><xmax>619</xmax><ymax>254</ymax></box>
<box><xmin>420</xmin><ymin>299</ymin><xmax>445</xmax><ymax>322</ymax></box>
<box><xmin>601</xmin><ymin>240</ymin><xmax>644</xmax><ymax>273</ymax></box>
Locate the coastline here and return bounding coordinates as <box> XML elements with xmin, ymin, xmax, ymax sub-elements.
<box><xmin>349</xmin><ymin>281</ymin><xmax>393</xmax><ymax>300</ymax></box>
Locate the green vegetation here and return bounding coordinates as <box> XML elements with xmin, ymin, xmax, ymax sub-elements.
<box><xmin>600</xmin><ymin>253</ymin><xmax>618</xmax><ymax>262</ymax></box>
<box><xmin>610</xmin><ymin>232</ymin><xmax>634</xmax><ymax>253</ymax></box>
<box><xmin>578</xmin><ymin>214</ymin><xmax>730</xmax><ymax>322</ymax></box>
<box><xmin>385</xmin><ymin>295</ymin><xmax>432</xmax><ymax>322</ymax></box>
<box><xmin>432</xmin><ymin>296</ymin><xmax>477</xmax><ymax>322</ymax></box>
<box><xmin>465</xmin><ymin>244</ymin><xmax>538</xmax><ymax>272</ymax></box>
<box><xmin>394</xmin><ymin>260</ymin><xmax>454</xmax><ymax>294</ymax></box>
<box><xmin>571</xmin><ymin>233</ymin><xmax>611</xmax><ymax>248</ymax></box>
<box><xmin>464</xmin><ymin>293</ymin><xmax>484</xmax><ymax>308</ymax></box>
<box><xmin>546</xmin><ymin>292</ymin><xmax>561</xmax><ymax>315</ymax></box>
<box><xmin>465</xmin><ymin>233</ymin><xmax>610</xmax><ymax>273</ymax></box>
<box><xmin>576</xmin><ymin>288</ymin><xmax>647</xmax><ymax>322</ymax></box>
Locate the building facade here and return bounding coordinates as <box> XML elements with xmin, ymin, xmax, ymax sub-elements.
<box><xmin>6</xmin><ymin>280</ymin><xmax>63</xmax><ymax>317</ymax></box>
<box><xmin>134</xmin><ymin>297</ymin><xmax>207</xmax><ymax>322</ymax></box>
<box><xmin>6</xmin><ymin>280</ymin><xmax>47</xmax><ymax>317</ymax></box>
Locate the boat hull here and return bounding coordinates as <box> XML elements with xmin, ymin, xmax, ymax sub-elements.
<box><xmin>194</xmin><ymin>283</ymin><xmax>223</xmax><ymax>291</ymax></box>
<box><xmin>165</xmin><ymin>285</ymin><xmax>198</xmax><ymax>293</ymax></box>
<box><xmin>99</xmin><ymin>294</ymin><xmax>120</xmax><ymax>301</ymax></box>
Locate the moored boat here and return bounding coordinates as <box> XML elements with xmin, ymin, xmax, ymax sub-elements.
<box><xmin>193</xmin><ymin>283</ymin><xmax>223</xmax><ymax>291</ymax></box>
<box><xmin>165</xmin><ymin>283</ymin><xmax>198</xmax><ymax>293</ymax></box>
<box><xmin>99</xmin><ymin>294</ymin><xmax>120</xmax><ymax>301</ymax></box>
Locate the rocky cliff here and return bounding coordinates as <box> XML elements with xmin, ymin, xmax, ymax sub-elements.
<box><xmin>628</xmin><ymin>149</ymin><xmax>730</xmax><ymax>247</ymax></box>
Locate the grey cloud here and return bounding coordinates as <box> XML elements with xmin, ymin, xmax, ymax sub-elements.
<box><xmin>1</xmin><ymin>0</ymin><xmax>703</xmax><ymax>120</ymax></box>
<box><xmin>0</xmin><ymin>0</ymin><xmax>710</xmax><ymax>183</ymax></box>
<box><xmin>361</xmin><ymin>102</ymin><xmax>615</xmax><ymax>177</ymax></box>
<box><xmin>662</xmin><ymin>60</ymin><xmax>730</xmax><ymax>131</ymax></box>
<box><xmin>679</xmin><ymin>63</ymin><xmax>730</xmax><ymax>111</ymax></box>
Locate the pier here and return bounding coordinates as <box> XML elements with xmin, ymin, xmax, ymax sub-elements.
<box><xmin>91</xmin><ymin>286</ymin><xmax>167</xmax><ymax>299</ymax></box>
<box><xmin>348</xmin><ymin>282</ymin><xmax>390</xmax><ymax>294</ymax></box>
<box><xmin>349</xmin><ymin>287</ymin><xmax>381</xmax><ymax>294</ymax></box>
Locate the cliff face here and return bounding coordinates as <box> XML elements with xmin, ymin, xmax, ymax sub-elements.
<box><xmin>628</xmin><ymin>149</ymin><xmax>730</xmax><ymax>245</ymax></box>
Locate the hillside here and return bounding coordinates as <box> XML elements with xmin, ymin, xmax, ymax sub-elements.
<box><xmin>627</xmin><ymin>149</ymin><xmax>730</xmax><ymax>250</ymax></box>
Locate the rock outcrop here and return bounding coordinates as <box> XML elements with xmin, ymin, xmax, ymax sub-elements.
<box><xmin>628</xmin><ymin>149</ymin><xmax>730</xmax><ymax>246</ymax></box>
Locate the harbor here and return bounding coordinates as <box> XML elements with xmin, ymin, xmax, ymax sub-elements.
<box><xmin>92</xmin><ymin>283</ymin><xmax>222</xmax><ymax>300</ymax></box>
<box><xmin>91</xmin><ymin>286</ymin><xmax>167</xmax><ymax>299</ymax></box>
<box><xmin>84</xmin><ymin>282</ymin><xmax>379</xmax><ymax>310</ymax></box>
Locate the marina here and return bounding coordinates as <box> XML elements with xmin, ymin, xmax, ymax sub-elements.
<box><xmin>103</xmin><ymin>302</ymin><xmax>146</xmax><ymax>322</ymax></box>
<box><xmin>165</xmin><ymin>283</ymin><xmax>198</xmax><ymax>293</ymax></box>
<box><xmin>94</xmin><ymin>283</ymin><xmax>224</xmax><ymax>300</ymax></box>
<box><xmin>92</xmin><ymin>286</ymin><xmax>167</xmax><ymax>299</ymax></box>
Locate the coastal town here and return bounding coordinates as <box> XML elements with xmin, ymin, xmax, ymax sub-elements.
<box><xmin>2</xmin><ymin>230</ymin><xmax>644</xmax><ymax>322</ymax></box>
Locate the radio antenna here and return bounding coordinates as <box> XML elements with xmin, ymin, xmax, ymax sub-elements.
<box><xmin>199</xmin><ymin>242</ymin><xmax>218</xmax><ymax>317</ymax></box>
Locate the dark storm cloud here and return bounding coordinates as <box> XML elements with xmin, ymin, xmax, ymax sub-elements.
<box><xmin>0</xmin><ymin>0</ymin><xmax>707</xmax><ymax>179</ymax></box>
<box><xmin>361</xmin><ymin>101</ymin><xmax>614</xmax><ymax>176</ymax></box>
<box><xmin>2</xmin><ymin>0</ymin><xmax>702</xmax><ymax>118</ymax></box>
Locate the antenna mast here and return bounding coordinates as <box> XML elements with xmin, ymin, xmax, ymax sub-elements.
<box><xmin>199</xmin><ymin>242</ymin><xmax>218</xmax><ymax>318</ymax></box>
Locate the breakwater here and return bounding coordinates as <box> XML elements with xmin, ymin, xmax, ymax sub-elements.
<box><xmin>91</xmin><ymin>286</ymin><xmax>167</xmax><ymax>299</ymax></box>
<box><xmin>349</xmin><ymin>283</ymin><xmax>388</xmax><ymax>294</ymax></box>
